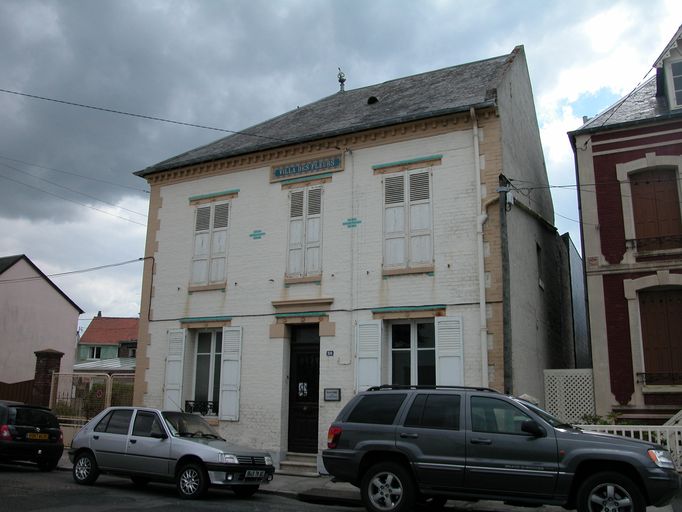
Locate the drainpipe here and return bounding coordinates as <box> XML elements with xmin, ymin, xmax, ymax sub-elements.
<box><xmin>498</xmin><ymin>174</ymin><xmax>513</xmax><ymax>395</ymax></box>
<box><xmin>470</xmin><ymin>108</ymin><xmax>489</xmax><ymax>387</ymax></box>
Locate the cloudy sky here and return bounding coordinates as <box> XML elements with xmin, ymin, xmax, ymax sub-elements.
<box><xmin>1</xmin><ymin>0</ymin><xmax>680</xmax><ymax>332</ymax></box>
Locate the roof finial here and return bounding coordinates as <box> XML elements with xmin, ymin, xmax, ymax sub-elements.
<box><xmin>337</xmin><ymin>67</ymin><xmax>346</xmax><ymax>92</ymax></box>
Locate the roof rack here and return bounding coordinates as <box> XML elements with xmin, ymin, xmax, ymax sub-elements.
<box><xmin>366</xmin><ymin>384</ymin><xmax>500</xmax><ymax>393</ymax></box>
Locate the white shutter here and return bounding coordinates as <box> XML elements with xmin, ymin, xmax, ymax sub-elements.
<box><xmin>305</xmin><ymin>187</ymin><xmax>322</xmax><ymax>274</ymax></box>
<box><xmin>435</xmin><ymin>316</ymin><xmax>463</xmax><ymax>385</ymax></box>
<box><xmin>409</xmin><ymin>171</ymin><xmax>432</xmax><ymax>265</ymax></box>
<box><xmin>288</xmin><ymin>190</ymin><xmax>304</xmax><ymax>276</ymax></box>
<box><xmin>164</xmin><ymin>328</ymin><xmax>186</xmax><ymax>411</ymax></box>
<box><xmin>384</xmin><ymin>175</ymin><xmax>406</xmax><ymax>267</ymax></box>
<box><xmin>219</xmin><ymin>326</ymin><xmax>242</xmax><ymax>421</ymax></box>
<box><xmin>356</xmin><ymin>320</ymin><xmax>382</xmax><ymax>392</ymax></box>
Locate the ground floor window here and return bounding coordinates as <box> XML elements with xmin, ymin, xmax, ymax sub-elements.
<box><xmin>193</xmin><ymin>330</ymin><xmax>222</xmax><ymax>414</ymax></box>
<box><xmin>389</xmin><ymin>321</ymin><xmax>435</xmax><ymax>385</ymax></box>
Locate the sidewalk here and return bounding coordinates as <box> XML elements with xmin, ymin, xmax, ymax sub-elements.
<box><xmin>58</xmin><ymin>453</ymin><xmax>679</xmax><ymax>511</ymax></box>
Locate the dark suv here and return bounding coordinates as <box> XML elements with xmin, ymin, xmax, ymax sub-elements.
<box><xmin>322</xmin><ymin>386</ymin><xmax>681</xmax><ymax>512</ymax></box>
<box><xmin>0</xmin><ymin>401</ymin><xmax>64</xmax><ymax>471</ymax></box>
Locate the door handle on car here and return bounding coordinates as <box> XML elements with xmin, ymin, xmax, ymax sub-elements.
<box><xmin>471</xmin><ymin>438</ymin><xmax>492</xmax><ymax>445</ymax></box>
<box><xmin>129</xmin><ymin>439</ymin><xmax>137</xmax><ymax>444</ymax></box>
<box><xmin>93</xmin><ymin>435</ymin><xmax>99</xmax><ymax>440</ymax></box>
<box><xmin>400</xmin><ymin>433</ymin><xmax>419</xmax><ymax>439</ymax></box>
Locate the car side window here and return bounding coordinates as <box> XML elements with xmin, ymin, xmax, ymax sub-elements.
<box><xmin>470</xmin><ymin>396</ymin><xmax>531</xmax><ymax>435</ymax></box>
<box><xmin>101</xmin><ymin>409</ymin><xmax>133</xmax><ymax>435</ymax></box>
<box><xmin>94</xmin><ymin>411</ymin><xmax>113</xmax><ymax>432</ymax></box>
<box><xmin>405</xmin><ymin>394</ymin><xmax>461</xmax><ymax>430</ymax></box>
<box><xmin>132</xmin><ymin>411</ymin><xmax>164</xmax><ymax>437</ymax></box>
<box><xmin>346</xmin><ymin>394</ymin><xmax>407</xmax><ymax>424</ymax></box>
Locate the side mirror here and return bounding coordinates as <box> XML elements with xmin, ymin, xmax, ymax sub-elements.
<box><xmin>150</xmin><ymin>431</ymin><xmax>168</xmax><ymax>440</ymax></box>
<box><xmin>521</xmin><ymin>420</ymin><xmax>546</xmax><ymax>437</ymax></box>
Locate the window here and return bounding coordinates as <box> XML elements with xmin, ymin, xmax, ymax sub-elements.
<box><xmin>631</xmin><ymin>168</ymin><xmax>682</xmax><ymax>251</ymax></box>
<box><xmin>132</xmin><ymin>411</ymin><xmax>164</xmax><ymax>437</ymax></box>
<box><xmin>94</xmin><ymin>409</ymin><xmax>133</xmax><ymax>435</ymax></box>
<box><xmin>346</xmin><ymin>393</ymin><xmax>406</xmax><ymax>424</ymax></box>
<box><xmin>470</xmin><ymin>396</ymin><xmax>531</xmax><ymax>435</ymax></box>
<box><xmin>88</xmin><ymin>346</ymin><xmax>102</xmax><ymax>359</ymax></box>
<box><xmin>287</xmin><ymin>187</ymin><xmax>322</xmax><ymax>277</ymax></box>
<box><xmin>383</xmin><ymin>170</ymin><xmax>432</xmax><ymax>268</ymax></box>
<box><xmin>191</xmin><ymin>202</ymin><xmax>229</xmax><ymax>285</ymax></box>
<box><xmin>390</xmin><ymin>321</ymin><xmax>435</xmax><ymax>386</ymax></box>
<box><xmin>193</xmin><ymin>331</ymin><xmax>222</xmax><ymax>415</ymax></box>
<box><xmin>405</xmin><ymin>393</ymin><xmax>461</xmax><ymax>430</ymax></box>
<box><xmin>670</xmin><ymin>60</ymin><xmax>682</xmax><ymax>108</ymax></box>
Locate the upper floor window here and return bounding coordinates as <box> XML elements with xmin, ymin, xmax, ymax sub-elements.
<box><xmin>631</xmin><ymin>168</ymin><xmax>682</xmax><ymax>251</ymax></box>
<box><xmin>383</xmin><ymin>170</ymin><xmax>433</xmax><ymax>269</ymax></box>
<box><xmin>669</xmin><ymin>60</ymin><xmax>682</xmax><ymax>109</ymax></box>
<box><xmin>89</xmin><ymin>346</ymin><xmax>102</xmax><ymax>359</ymax></box>
<box><xmin>191</xmin><ymin>202</ymin><xmax>229</xmax><ymax>285</ymax></box>
<box><xmin>287</xmin><ymin>187</ymin><xmax>322</xmax><ymax>277</ymax></box>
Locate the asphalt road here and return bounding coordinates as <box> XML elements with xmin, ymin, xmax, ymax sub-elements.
<box><xmin>0</xmin><ymin>462</ymin><xmax>363</xmax><ymax>512</ymax></box>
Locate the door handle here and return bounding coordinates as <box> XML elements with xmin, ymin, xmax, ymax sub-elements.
<box><xmin>471</xmin><ymin>438</ymin><xmax>492</xmax><ymax>445</ymax></box>
<box><xmin>400</xmin><ymin>433</ymin><xmax>419</xmax><ymax>439</ymax></box>
<box><xmin>129</xmin><ymin>439</ymin><xmax>137</xmax><ymax>444</ymax></box>
<box><xmin>93</xmin><ymin>435</ymin><xmax>99</xmax><ymax>440</ymax></box>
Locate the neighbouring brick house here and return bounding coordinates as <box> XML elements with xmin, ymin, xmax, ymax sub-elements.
<box><xmin>569</xmin><ymin>25</ymin><xmax>682</xmax><ymax>422</ymax></box>
<box><xmin>74</xmin><ymin>312</ymin><xmax>138</xmax><ymax>374</ymax></box>
<box><xmin>134</xmin><ymin>46</ymin><xmax>582</xmax><ymax>470</ymax></box>
<box><xmin>0</xmin><ymin>254</ymin><xmax>82</xmax><ymax>393</ymax></box>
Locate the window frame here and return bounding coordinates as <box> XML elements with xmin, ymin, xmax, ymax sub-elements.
<box><xmin>382</xmin><ymin>168</ymin><xmax>433</xmax><ymax>270</ymax></box>
<box><xmin>286</xmin><ymin>185</ymin><xmax>323</xmax><ymax>278</ymax></box>
<box><xmin>387</xmin><ymin>319</ymin><xmax>436</xmax><ymax>386</ymax></box>
<box><xmin>88</xmin><ymin>346</ymin><xmax>102</xmax><ymax>359</ymax></box>
<box><xmin>191</xmin><ymin>330</ymin><xmax>222</xmax><ymax>415</ymax></box>
<box><xmin>665</xmin><ymin>58</ymin><xmax>682</xmax><ymax>110</ymax></box>
<box><xmin>190</xmin><ymin>200</ymin><xmax>230</xmax><ymax>286</ymax></box>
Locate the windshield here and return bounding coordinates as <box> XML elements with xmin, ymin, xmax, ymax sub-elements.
<box><xmin>514</xmin><ymin>399</ymin><xmax>573</xmax><ymax>428</ymax></box>
<box><xmin>162</xmin><ymin>412</ymin><xmax>223</xmax><ymax>440</ymax></box>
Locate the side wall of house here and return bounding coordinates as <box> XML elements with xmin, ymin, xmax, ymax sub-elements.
<box><xmin>0</xmin><ymin>259</ymin><xmax>79</xmax><ymax>382</ymax></box>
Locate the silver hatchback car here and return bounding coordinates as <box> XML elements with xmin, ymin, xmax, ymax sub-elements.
<box><xmin>69</xmin><ymin>406</ymin><xmax>274</xmax><ymax>499</ymax></box>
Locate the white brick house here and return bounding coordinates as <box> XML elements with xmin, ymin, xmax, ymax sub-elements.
<box><xmin>133</xmin><ymin>46</ymin><xmax>578</xmax><ymax>470</ymax></box>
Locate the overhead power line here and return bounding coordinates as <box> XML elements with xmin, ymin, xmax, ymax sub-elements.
<box><xmin>0</xmin><ymin>258</ymin><xmax>145</xmax><ymax>285</ymax></box>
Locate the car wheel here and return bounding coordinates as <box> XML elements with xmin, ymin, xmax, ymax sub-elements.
<box><xmin>576</xmin><ymin>471</ymin><xmax>645</xmax><ymax>512</ymax></box>
<box><xmin>37</xmin><ymin>458</ymin><xmax>59</xmax><ymax>472</ymax></box>
<box><xmin>72</xmin><ymin>451</ymin><xmax>99</xmax><ymax>485</ymax></box>
<box><xmin>232</xmin><ymin>485</ymin><xmax>259</xmax><ymax>498</ymax></box>
<box><xmin>361</xmin><ymin>461</ymin><xmax>415</xmax><ymax>512</ymax></box>
<box><xmin>130</xmin><ymin>476</ymin><xmax>150</xmax><ymax>487</ymax></box>
<box><xmin>176</xmin><ymin>462</ymin><xmax>208</xmax><ymax>499</ymax></box>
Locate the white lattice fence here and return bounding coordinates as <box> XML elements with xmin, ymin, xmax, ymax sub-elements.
<box><xmin>544</xmin><ymin>369</ymin><xmax>595</xmax><ymax>423</ymax></box>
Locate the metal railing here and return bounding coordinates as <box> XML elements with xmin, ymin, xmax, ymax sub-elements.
<box><xmin>184</xmin><ymin>400</ymin><xmax>218</xmax><ymax>416</ymax></box>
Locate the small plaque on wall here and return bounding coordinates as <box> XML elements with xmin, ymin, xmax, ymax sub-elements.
<box><xmin>324</xmin><ymin>388</ymin><xmax>341</xmax><ymax>401</ymax></box>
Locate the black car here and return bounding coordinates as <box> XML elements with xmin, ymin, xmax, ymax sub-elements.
<box><xmin>0</xmin><ymin>401</ymin><xmax>64</xmax><ymax>471</ymax></box>
<box><xmin>322</xmin><ymin>385</ymin><xmax>681</xmax><ymax>512</ymax></box>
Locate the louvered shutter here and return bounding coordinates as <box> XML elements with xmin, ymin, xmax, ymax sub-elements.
<box><xmin>384</xmin><ymin>175</ymin><xmax>406</xmax><ymax>267</ymax></box>
<box><xmin>409</xmin><ymin>171</ymin><xmax>432</xmax><ymax>265</ymax></box>
<box><xmin>356</xmin><ymin>321</ymin><xmax>382</xmax><ymax>391</ymax></box>
<box><xmin>219</xmin><ymin>326</ymin><xmax>242</xmax><ymax>421</ymax></box>
<box><xmin>164</xmin><ymin>328</ymin><xmax>186</xmax><ymax>410</ymax></box>
<box><xmin>288</xmin><ymin>190</ymin><xmax>305</xmax><ymax>276</ymax></box>
<box><xmin>305</xmin><ymin>187</ymin><xmax>322</xmax><ymax>274</ymax></box>
<box><xmin>435</xmin><ymin>317</ymin><xmax>463</xmax><ymax>385</ymax></box>
<box><xmin>191</xmin><ymin>206</ymin><xmax>211</xmax><ymax>284</ymax></box>
<box><xmin>209</xmin><ymin>203</ymin><xmax>229</xmax><ymax>283</ymax></box>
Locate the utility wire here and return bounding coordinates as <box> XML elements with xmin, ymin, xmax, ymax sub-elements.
<box><xmin>0</xmin><ymin>174</ymin><xmax>146</xmax><ymax>226</ymax></box>
<box><xmin>0</xmin><ymin>87</ymin><xmax>296</xmax><ymax>145</ymax></box>
<box><xmin>0</xmin><ymin>161</ymin><xmax>147</xmax><ymax>217</ymax></box>
<box><xmin>0</xmin><ymin>154</ymin><xmax>149</xmax><ymax>194</ymax></box>
<box><xmin>0</xmin><ymin>258</ymin><xmax>145</xmax><ymax>285</ymax></box>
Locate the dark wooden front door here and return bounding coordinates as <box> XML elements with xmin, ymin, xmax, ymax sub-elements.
<box><xmin>288</xmin><ymin>325</ymin><xmax>320</xmax><ymax>453</ymax></box>
<box><xmin>640</xmin><ymin>289</ymin><xmax>682</xmax><ymax>384</ymax></box>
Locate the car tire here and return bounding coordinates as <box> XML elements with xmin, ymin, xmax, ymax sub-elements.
<box><xmin>232</xmin><ymin>485</ymin><xmax>259</xmax><ymax>498</ymax></box>
<box><xmin>176</xmin><ymin>462</ymin><xmax>208</xmax><ymax>499</ymax></box>
<box><xmin>130</xmin><ymin>476</ymin><xmax>150</xmax><ymax>487</ymax></box>
<box><xmin>361</xmin><ymin>461</ymin><xmax>415</xmax><ymax>512</ymax></box>
<box><xmin>72</xmin><ymin>451</ymin><xmax>99</xmax><ymax>485</ymax></box>
<box><xmin>576</xmin><ymin>471</ymin><xmax>645</xmax><ymax>512</ymax></box>
<box><xmin>37</xmin><ymin>458</ymin><xmax>59</xmax><ymax>472</ymax></box>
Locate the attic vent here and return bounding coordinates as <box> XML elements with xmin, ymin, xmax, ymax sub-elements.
<box><xmin>367</xmin><ymin>96</ymin><xmax>379</xmax><ymax>105</ymax></box>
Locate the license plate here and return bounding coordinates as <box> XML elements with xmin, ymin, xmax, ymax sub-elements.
<box><xmin>27</xmin><ymin>432</ymin><xmax>48</xmax><ymax>440</ymax></box>
<box><xmin>245</xmin><ymin>470</ymin><xmax>265</xmax><ymax>479</ymax></box>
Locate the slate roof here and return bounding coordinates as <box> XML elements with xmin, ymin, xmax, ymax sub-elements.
<box><xmin>80</xmin><ymin>316</ymin><xmax>139</xmax><ymax>345</ymax></box>
<box><xmin>137</xmin><ymin>48</ymin><xmax>521</xmax><ymax>177</ymax></box>
<box><xmin>73</xmin><ymin>357</ymin><xmax>136</xmax><ymax>373</ymax></box>
<box><xmin>0</xmin><ymin>254</ymin><xmax>83</xmax><ymax>314</ymax></box>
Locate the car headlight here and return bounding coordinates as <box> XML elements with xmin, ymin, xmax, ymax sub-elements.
<box><xmin>265</xmin><ymin>455</ymin><xmax>273</xmax><ymax>466</ymax></box>
<box><xmin>648</xmin><ymin>449</ymin><xmax>676</xmax><ymax>469</ymax></box>
<box><xmin>220</xmin><ymin>453</ymin><xmax>239</xmax><ymax>464</ymax></box>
